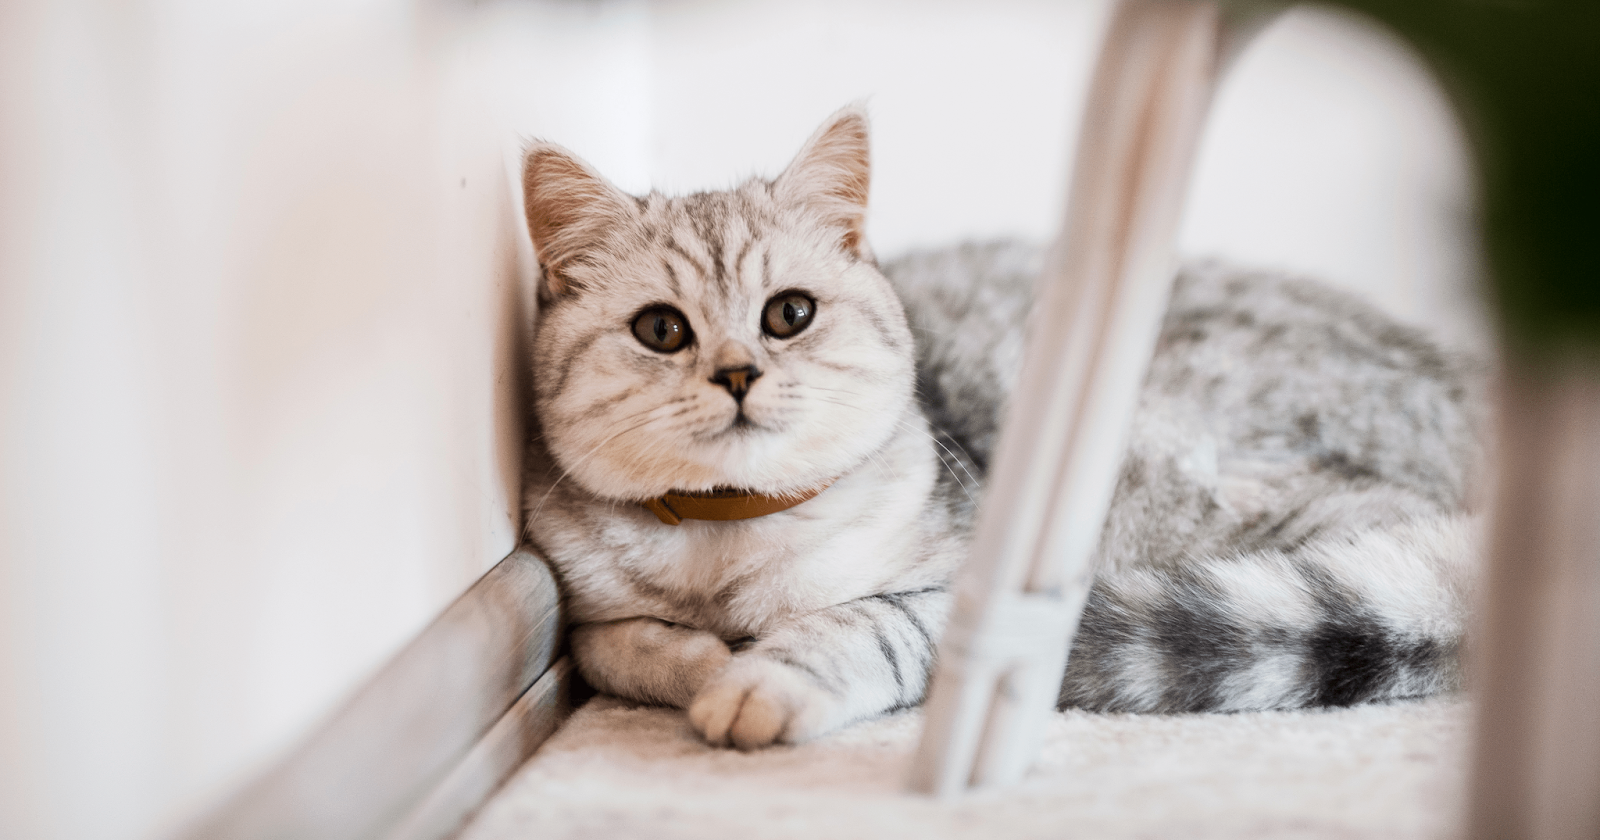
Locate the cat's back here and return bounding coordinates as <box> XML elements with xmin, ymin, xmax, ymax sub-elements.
<box><xmin>1150</xmin><ymin>261</ymin><xmax>1484</xmax><ymax>506</ymax></box>
<box><xmin>886</xmin><ymin>242</ymin><xmax>1486</xmax><ymax>566</ymax></box>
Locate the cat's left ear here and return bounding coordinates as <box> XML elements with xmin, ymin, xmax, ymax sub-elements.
<box><xmin>774</xmin><ymin>105</ymin><xmax>872</xmax><ymax>258</ymax></box>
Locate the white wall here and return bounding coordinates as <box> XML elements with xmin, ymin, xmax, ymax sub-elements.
<box><xmin>0</xmin><ymin>2</ymin><xmax>539</xmax><ymax>838</ymax></box>
<box><xmin>643</xmin><ymin>0</ymin><xmax>1108</xmax><ymax>256</ymax></box>
<box><xmin>540</xmin><ymin>0</ymin><xmax>1481</xmax><ymax>342</ymax></box>
<box><xmin>1181</xmin><ymin>6</ymin><xmax>1484</xmax><ymax>348</ymax></box>
<box><xmin>0</xmin><ymin>2</ymin><xmax>1482</xmax><ymax>840</ymax></box>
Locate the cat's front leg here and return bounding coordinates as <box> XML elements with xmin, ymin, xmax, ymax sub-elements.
<box><xmin>687</xmin><ymin>587</ymin><xmax>950</xmax><ymax>749</ymax></box>
<box><xmin>570</xmin><ymin>617</ymin><xmax>732</xmax><ymax>708</ymax></box>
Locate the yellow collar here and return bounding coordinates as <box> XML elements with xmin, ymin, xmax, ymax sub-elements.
<box><xmin>641</xmin><ymin>481</ymin><xmax>834</xmax><ymax>525</ymax></box>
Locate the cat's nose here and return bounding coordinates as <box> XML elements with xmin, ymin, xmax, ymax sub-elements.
<box><xmin>710</xmin><ymin>364</ymin><xmax>763</xmax><ymax>402</ymax></box>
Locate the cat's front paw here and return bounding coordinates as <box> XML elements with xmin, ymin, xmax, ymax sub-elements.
<box><xmin>687</xmin><ymin>655</ymin><xmax>838</xmax><ymax>749</ymax></box>
<box><xmin>571</xmin><ymin>618</ymin><xmax>732</xmax><ymax>708</ymax></box>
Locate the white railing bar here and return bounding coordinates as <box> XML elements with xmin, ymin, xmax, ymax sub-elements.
<box><xmin>909</xmin><ymin>0</ymin><xmax>1227</xmax><ymax>797</ymax></box>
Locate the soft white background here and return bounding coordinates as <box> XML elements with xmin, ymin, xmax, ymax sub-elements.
<box><xmin>0</xmin><ymin>2</ymin><xmax>1481</xmax><ymax>839</ymax></box>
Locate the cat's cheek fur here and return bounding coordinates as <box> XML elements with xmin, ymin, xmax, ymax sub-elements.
<box><xmin>688</xmin><ymin>656</ymin><xmax>841</xmax><ymax>749</ymax></box>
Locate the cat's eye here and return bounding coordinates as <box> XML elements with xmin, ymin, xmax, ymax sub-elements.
<box><xmin>631</xmin><ymin>306</ymin><xmax>692</xmax><ymax>353</ymax></box>
<box><xmin>762</xmin><ymin>292</ymin><xmax>816</xmax><ymax>339</ymax></box>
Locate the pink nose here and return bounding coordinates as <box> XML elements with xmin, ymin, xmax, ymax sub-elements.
<box><xmin>710</xmin><ymin>365</ymin><xmax>762</xmax><ymax>402</ymax></box>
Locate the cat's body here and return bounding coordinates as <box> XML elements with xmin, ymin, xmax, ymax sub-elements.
<box><xmin>890</xmin><ymin>242</ymin><xmax>1483</xmax><ymax>711</ymax></box>
<box><xmin>520</xmin><ymin>108</ymin><xmax>1483</xmax><ymax>747</ymax></box>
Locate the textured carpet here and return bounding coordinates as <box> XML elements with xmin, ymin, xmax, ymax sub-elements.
<box><xmin>457</xmin><ymin>694</ymin><xmax>1470</xmax><ymax>839</ymax></box>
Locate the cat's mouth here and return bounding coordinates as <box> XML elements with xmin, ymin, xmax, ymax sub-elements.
<box><xmin>695</xmin><ymin>407</ymin><xmax>764</xmax><ymax>438</ymax></box>
<box><xmin>689</xmin><ymin>414</ymin><xmax>763</xmax><ymax>441</ymax></box>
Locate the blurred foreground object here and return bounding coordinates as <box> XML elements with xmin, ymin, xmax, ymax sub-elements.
<box><xmin>1346</xmin><ymin>4</ymin><xmax>1600</xmax><ymax>838</ymax></box>
<box><xmin>1335</xmin><ymin>2</ymin><xmax>1600</xmax><ymax>837</ymax></box>
<box><xmin>911</xmin><ymin>0</ymin><xmax>1227</xmax><ymax>795</ymax></box>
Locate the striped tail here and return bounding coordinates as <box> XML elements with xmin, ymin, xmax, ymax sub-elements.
<box><xmin>1058</xmin><ymin>515</ymin><xmax>1480</xmax><ymax>713</ymax></box>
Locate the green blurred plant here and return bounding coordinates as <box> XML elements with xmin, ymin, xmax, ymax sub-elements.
<box><xmin>1246</xmin><ymin>1</ymin><xmax>1600</xmax><ymax>357</ymax></box>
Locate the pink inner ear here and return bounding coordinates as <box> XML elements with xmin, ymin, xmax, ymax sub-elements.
<box><xmin>778</xmin><ymin>108</ymin><xmax>873</xmax><ymax>255</ymax></box>
<box><xmin>522</xmin><ymin>145</ymin><xmax>635</xmax><ymax>294</ymax></box>
<box><xmin>839</xmin><ymin>222</ymin><xmax>864</xmax><ymax>255</ymax></box>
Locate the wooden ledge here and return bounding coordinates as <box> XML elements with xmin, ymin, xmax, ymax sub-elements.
<box><xmin>179</xmin><ymin>547</ymin><xmax>572</xmax><ymax>840</ymax></box>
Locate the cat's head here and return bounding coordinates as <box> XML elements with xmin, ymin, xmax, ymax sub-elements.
<box><xmin>523</xmin><ymin>107</ymin><xmax>916</xmax><ymax>502</ymax></box>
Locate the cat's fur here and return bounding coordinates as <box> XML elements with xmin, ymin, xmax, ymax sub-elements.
<box><xmin>891</xmin><ymin>242</ymin><xmax>1483</xmax><ymax>711</ymax></box>
<box><xmin>520</xmin><ymin>107</ymin><xmax>1483</xmax><ymax>748</ymax></box>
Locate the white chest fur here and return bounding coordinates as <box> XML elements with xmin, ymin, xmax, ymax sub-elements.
<box><xmin>531</xmin><ymin>421</ymin><xmax>942</xmax><ymax>639</ymax></box>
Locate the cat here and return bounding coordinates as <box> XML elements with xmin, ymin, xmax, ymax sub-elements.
<box><xmin>518</xmin><ymin>106</ymin><xmax>1484</xmax><ymax>749</ymax></box>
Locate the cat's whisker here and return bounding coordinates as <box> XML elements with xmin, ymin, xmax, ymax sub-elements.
<box><xmin>795</xmin><ymin>383</ymin><xmax>867</xmax><ymax>396</ymax></box>
<box><xmin>889</xmin><ymin>415</ymin><xmax>982</xmax><ymax>507</ymax></box>
<box><xmin>918</xmin><ymin>418</ymin><xmax>982</xmax><ymax>474</ymax></box>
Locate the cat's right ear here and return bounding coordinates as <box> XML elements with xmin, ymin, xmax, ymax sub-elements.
<box><xmin>522</xmin><ymin>143</ymin><xmax>639</xmax><ymax>295</ymax></box>
<box><xmin>774</xmin><ymin>105</ymin><xmax>872</xmax><ymax>258</ymax></box>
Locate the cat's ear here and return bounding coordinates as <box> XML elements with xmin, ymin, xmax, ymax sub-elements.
<box><xmin>774</xmin><ymin>105</ymin><xmax>872</xmax><ymax>258</ymax></box>
<box><xmin>522</xmin><ymin>143</ymin><xmax>639</xmax><ymax>295</ymax></box>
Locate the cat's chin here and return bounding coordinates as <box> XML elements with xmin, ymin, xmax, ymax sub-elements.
<box><xmin>691</xmin><ymin>413</ymin><xmax>767</xmax><ymax>440</ymax></box>
<box><xmin>568</xmin><ymin>465</ymin><xmax>841</xmax><ymax>504</ymax></box>
<box><xmin>582</xmin><ymin>456</ymin><xmax>842</xmax><ymax>502</ymax></box>
<box><xmin>558</xmin><ymin>422</ymin><xmax>891</xmax><ymax>503</ymax></box>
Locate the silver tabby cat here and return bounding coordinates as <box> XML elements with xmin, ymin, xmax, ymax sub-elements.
<box><xmin>520</xmin><ymin>106</ymin><xmax>1483</xmax><ymax>749</ymax></box>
